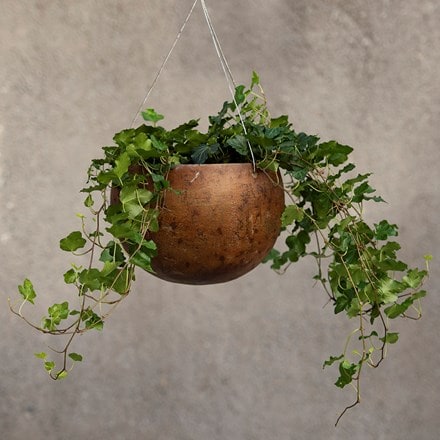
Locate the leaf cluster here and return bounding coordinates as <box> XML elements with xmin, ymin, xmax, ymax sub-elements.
<box><xmin>10</xmin><ymin>72</ymin><xmax>429</xmax><ymax>422</ymax></box>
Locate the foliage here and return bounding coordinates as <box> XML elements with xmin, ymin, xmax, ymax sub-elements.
<box><xmin>9</xmin><ymin>72</ymin><xmax>430</xmax><ymax>423</ymax></box>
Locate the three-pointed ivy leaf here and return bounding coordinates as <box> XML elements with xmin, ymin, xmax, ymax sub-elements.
<box><xmin>378</xmin><ymin>277</ymin><xmax>402</xmax><ymax>304</ymax></box>
<box><xmin>316</xmin><ymin>141</ymin><xmax>353</xmax><ymax>166</ymax></box>
<box><xmin>18</xmin><ymin>279</ymin><xmax>37</xmax><ymax>304</ymax></box>
<box><xmin>403</xmin><ymin>268</ymin><xmax>428</xmax><ymax>289</ymax></box>
<box><xmin>191</xmin><ymin>143</ymin><xmax>219</xmax><ymax>164</ymax></box>
<box><xmin>44</xmin><ymin>302</ymin><xmax>70</xmax><ymax>331</ymax></box>
<box><xmin>119</xmin><ymin>186</ymin><xmax>153</xmax><ymax>219</ymax></box>
<box><xmin>113</xmin><ymin>152</ymin><xmax>131</xmax><ymax>179</ymax></box>
<box><xmin>120</xmin><ymin>186</ymin><xmax>153</xmax><ymax>205</ymax></box>
<box><xmin>375</xmin><ymin>220</ymin><xmax>398</xmax><ymax>240</ymax></box>
<box><xmin>113</xmin><ymin>129</ymin><xmax>135</xmax><ymax>147</ymax></box>
<box><xmin>79</xmin><ymin>268</ymin><xmax>102</xmax><ymax>292</ymax></box>
<box><xmin>60</xmin><ymin>231</ymin><xmax>87</xmax><ymax>252</ymax></box>
<box><xmin>226</xmin><ymin>135</ymin><xmax>248</xmax><ymax>155</ymax></box>
<box><xmin>281</xmin><ymin>205</ymin><xmax>304</xmax><ymax>227</ymax></box>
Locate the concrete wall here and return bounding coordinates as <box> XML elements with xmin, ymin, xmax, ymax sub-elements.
<box><xmin>1</xmin><ymin>1</ymin><xmax>439</xmax><ymax>439</ymax></box>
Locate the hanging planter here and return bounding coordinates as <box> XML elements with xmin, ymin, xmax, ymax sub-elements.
<box><xmin>111</xmin><ymin>163</ymin><xmax>285</xmax><ymax>284</ymax></box>
<box><xmin>9</xmin><ymin>0</ymin><xmax>431</xmax><ymax>425</ymax></box>
<box><xmin>10</xmin><ymin>71</ymin><xmax>430</xmax><ymax>425</ymax></box>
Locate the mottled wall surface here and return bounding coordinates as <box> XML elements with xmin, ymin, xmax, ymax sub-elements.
<box><xmin>0</xmin><ymin>1</ymin><xmax>439</xmax><ymax>439</ymax></box>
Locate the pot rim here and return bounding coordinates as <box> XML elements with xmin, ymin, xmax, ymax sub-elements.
<box><xmin>170</xmin><ymin>162</ymin><xmax>255</xmax><ymax>167</ymax></box>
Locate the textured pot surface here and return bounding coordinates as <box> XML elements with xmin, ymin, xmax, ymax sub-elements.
<box><xmin>114</xmin><ymin>163</ymin><xmax>285</xmax><ymax>284</ymax></box>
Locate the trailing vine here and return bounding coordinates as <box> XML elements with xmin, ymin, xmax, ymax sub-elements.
<box><xmin>9</xmin><ymin>72</ymin><xmax>430</xmax><ymax>423</ymax></box>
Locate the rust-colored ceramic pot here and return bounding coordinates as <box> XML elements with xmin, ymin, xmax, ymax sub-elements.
<box><xmin>112</xmin><ymin>163</ymin><xmax>285</xmax><ymax>285</ymax></box>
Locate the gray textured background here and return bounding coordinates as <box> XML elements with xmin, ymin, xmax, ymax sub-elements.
<box><xmin>1</xmin><ymin>1</ymin><xmax>439</xmax><ymax>439</ymax></box>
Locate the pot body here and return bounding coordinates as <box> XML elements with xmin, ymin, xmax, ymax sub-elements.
<box><xmin>113</xmin><ymin>163</ymin><xmax>285</xmax><ymax>284</ymax></box>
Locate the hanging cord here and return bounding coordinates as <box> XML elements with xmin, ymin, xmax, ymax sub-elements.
<box><xmin>129</xmin><ymin>0</ymin><xmax>199</xmax><ymax>128</ymax></box>
<box><xmin>200</xmin><ymin>0</ymin><xmax>256</xmax><ymax>171</ymax></box>
<box><xmin>129</xmin><ymin>0</ymin><xmax>256</xmax><ymax>171</ymax></box>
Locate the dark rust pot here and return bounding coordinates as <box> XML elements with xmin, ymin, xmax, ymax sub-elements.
<box><xmin>112</xmin><ymin>163</ymin><xmax>285</xmax><ymax>285</ymax></box>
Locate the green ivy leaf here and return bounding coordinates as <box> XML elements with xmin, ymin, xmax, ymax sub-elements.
<box><xmin>251</xmin><ymin>71</ymin><xmax>260</xmax><ymax>88</ymax></box>
<box><xmin>352</xmin><ymin>181</ymin><xmax>376</xmax><ymax>203</ymax></box>
<box><xmin>384</xmin><ymin>290</ymin><xmax>427</xmax><ymax>318</ymax></box>
<box><xmin>68</xmin><ymin>353</ymin><xmax>83</xmax><ymax>362</ymax></box>
<box><xmin>44</xmin><ymin>361</ymin><xmax>55</xmax><ymax>372</ymax></box>
<box><xmin>100</xmin><ymin>261</ymin><xmax>117</xmax><ymax>277</ymax></box>
<box><xmin>374</xmin><ymin>220</ymin><xmax>398</xmax><ymax>240</ymax></box>
<box><xmin>113</xmin><ymin>129</ymin><xmax>135</xmax><ymax>147</ymax></box>
<box><xmin>113</xmin><ymin>152</ymin><xmax>131</xmax><ymax>179</ymax></box>
<box><xmin>403</xmin><ymin>268</ymin><xmax>428</xmax><ymax>289</ymax></box>
<box><xmin>226</xmin><ymin>135</ymin><xmax>248</xmax><ymax>155</ymax></box>
<box><xmin>81</xmin><ymin>308</ymin><xmax>104</xmax><ymax>331</ymax></box>
<box><xmin>18</xmin><ymin>279</ymin><xmax>36</xmax><ymax>304</ymax></box>
<box><xmin>79</xmin><ymin>268</ymin><xmax>102</xmax><ymax>292</ymax></box>
<box><xmin>57</xmin><ymin>370</ymin><xmax>68</xmax><ymax>379</ymax></box>
<box><xmin>234</xmin><ymin>85</ymin><xmax>246</xmax><ymax>105</ymax></box>
<box><xmin>142</xmin><ymin>108</ymin><xmax>164</xmax><ymax>124</ymax></box>
<box><xmin>262</xmin><ymin>248</ymin><xmax>280</xmax><ymax>264</ymax></box>
<box><xmin>60</xmin><ymin>231</ymin><xmax>87</xmax><ymax>252</ymax></box>
<box><xmin>150</xmin><ymin>135</ymin><xmax>168</xmax><ymax>152</ymax></box>
<box><xmin>34</xmin><ymin>352</ymin><xmax>47</xmax><ymax>360</ymax></box>
<box><xmin>119</xmin><ymin>186</ymin><xmax>153</xmax><ymax>220</ymax></box>
<box><xmin>129</xmin><ymin>250</ymin><xmax>154</xmax><ymax>272</ymax></box>
<box><xmin>258</xmin><ymin>158</ymin><xmax>280</xmax><ymax>172</ymax></box>
<box><xmin>63</xmin><ymin>268</ymin><xmax>78</xmax><ymax>284</ymax></box>
<box><xmin>133</xmin><ymin>132</ymin><xmax>153</xmax><ymax>152</ymax></box>
<box><xmin>316</xmin><ymin>141</ymin><xmax>353</xmax><ymax>166</ymax></box>
<box><xmin>380</xmin><ymin>332</ymin><xmax>399</xmax><ymax>344</ymax></box>
<box><xmin>359</xmin><ymin>331</ymin><xmax>379</xmax><ymax>340</ymax></box>
<box><xmin>384</xmin><ymin>303</ymin><xmax>405</xmax><ymax>319</ymax></box>
<box><xmin>191</xmin><ymin>143</ymin><xmax>219</xmax><ymax>164</ymax></box>
<box><xmin>323</xmin><ymin>354</ymin><xmax>344</xmax><ymax>369</ymax></box>
<box><xmin>281</xmin><ymin>205</ymin><xmax>304</xmax><ymax>227</ymax></box>
<box><xmin>378</xmin><ymin>277</ymin><xmax>403</xmax><ymax>304</ymax></box>
<box><xmin>285</xmin><ymin>231</ymin><xmax>310</xmax><ymax>259</ymax></box>
<box><xmin>84</xmin><ymin>194</ymin><xmax>94</xmax><ymax>208</ymax></box>
<box><xmin>43</xmin><ymin>301</ymin><xmax>70</xmax><ymax>331</ymax></box>
<box><xmin>99</xmin><ymin>241</ymin><xmax>126</xmax><ymax>265</ymax></box>
<box><xmin>111</xmin><ymin>268</ymin><xmax>132</xmax><ymax>294</ymax></box>
<box><xmin>335</xmin><ymin>360</ymin><xmax>358</xmax><ymax>388</ymax></box>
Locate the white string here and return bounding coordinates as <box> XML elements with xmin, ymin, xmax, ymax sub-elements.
<box><xmin>129</xmin><ymin>0</ymin><xmax>199</xmax><ymax>128</ymax></box>
<box><xmin>200</xmin><ymin>0</ymin><xmax>256</xmax><ymax>171</ymax></box>
<box><xmin>129</xmin><ymin>0</ymin><xmax>256</xmax><ymax>171</ymax></box>
<box><xmin>200</xmin><ymin>0</ymin><xmax>236</xmax><ymax>88</ymax></box>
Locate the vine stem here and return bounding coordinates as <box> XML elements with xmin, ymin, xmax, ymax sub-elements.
<box><xmin>335</xmin><ymin>397</ymin><xmax>360</xmax><ymax>427</ymax></box>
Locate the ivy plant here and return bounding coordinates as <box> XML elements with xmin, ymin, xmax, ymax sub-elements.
<box><xmin>9</xmin><ymin>72</ymin><xmax>430</xmax><ymax>424</ymax></box>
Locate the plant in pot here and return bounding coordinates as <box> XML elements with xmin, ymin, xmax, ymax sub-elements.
<box><xmin>9</xmin><ymin>72</ymin><xmax>430</xmax><ymax>423</ymax></box>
